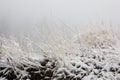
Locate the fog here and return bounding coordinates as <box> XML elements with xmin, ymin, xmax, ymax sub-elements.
<box><xmin>0</xmin><ymin>0</ymin><xmax>120</xmax><ymax>39</ymax></box>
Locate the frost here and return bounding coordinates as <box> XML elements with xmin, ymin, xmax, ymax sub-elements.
<box><xmin>0</xmin><ymin>27</ymin><xmax>120</xmax><ymax>80</ymax></box>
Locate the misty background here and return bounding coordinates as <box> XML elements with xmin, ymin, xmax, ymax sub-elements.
<box><xmin>0</xmin><ymin>0</ymin><xmax>120</xmax><ymax>42</ymax></box>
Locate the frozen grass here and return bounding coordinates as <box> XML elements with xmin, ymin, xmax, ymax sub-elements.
<box><xmin>73</xmin><ymin>25</ymin><xmax>119</xmax><ymax>48</ymax></box>
<box><xmin>0</xmin><ymin>24</ymin><xmax>120</xmax><ymax>80</ymax></box>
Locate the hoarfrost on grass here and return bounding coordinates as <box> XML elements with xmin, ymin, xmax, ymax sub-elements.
<box><xmin>0</xmin><ymin>26</ymin><xmax>120</xmax><ymax>80</ymax></box>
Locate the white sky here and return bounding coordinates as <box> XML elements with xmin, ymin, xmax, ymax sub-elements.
<box><xmin>0</xmin><ymin>0</ymin><xmax>120</xmax><ymax>34</ymax></box>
